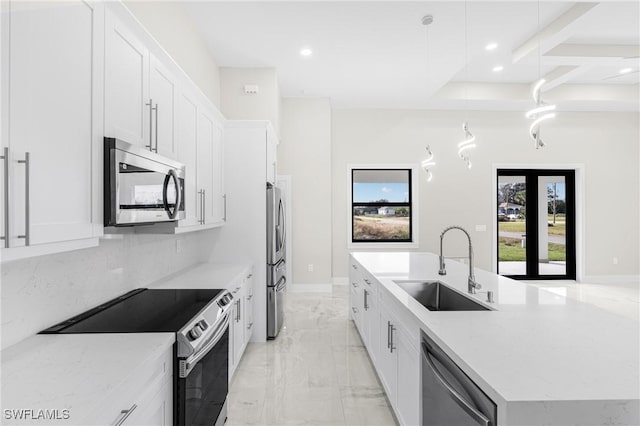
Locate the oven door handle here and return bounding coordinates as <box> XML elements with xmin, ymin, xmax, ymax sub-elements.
<box><xmin>180</xmin><ymin>312</ymin><xmax>230</xmax><ymax>378</ymax></box>
<box><xmin>162</xmin><ymin>169</ymin><xmax>181</xmax><ymax>220</ymax></box>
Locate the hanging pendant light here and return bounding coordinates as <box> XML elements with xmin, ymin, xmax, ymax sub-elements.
<box><xmin>459</xmin><ymin>1</ymin><xmax>476</xmax><ymax>168</ymax></box>
<box><xmin>526</xmin><ymin>1</ymin><xmax>556</xmax><ymax>149</ymax></box>
<box><xmin>457</xmin><ymin>122</ymin><xmax>475</xmax><ymax>169</ymax></box>
<box><xmin>421</xmin><ymin>145</ymin><xmax>436</xmax><ymax>182</ymax></box>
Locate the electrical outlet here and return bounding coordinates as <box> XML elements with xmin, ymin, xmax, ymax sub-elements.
<box><xmin>176</xmin><ymin>239</ymin><xmax>182</xmax><ymax>253</ymax></box>
<box><xmin>308</xmin><ymin>264</ymin><xmax>314</xmax><ymax>272</ymax></box>
<box><xmin>475</xmin><ymin>225</ymin><xmax>487</xmax><ymax>232</ymax></box>
<box><xmin>613</xmin><ymin>257</ymin><xmax>619</xmax><ymax>265</ymax></box>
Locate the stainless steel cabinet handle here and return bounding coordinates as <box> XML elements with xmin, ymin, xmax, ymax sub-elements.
<box><xmin>238</xmin><ymin>298</ymin><xmax>241</xmax><ymax>322</ymax></box>
<box><xmin>390</xmin><ymin>324</ymin><xmax>396</xmax><ymax>353</ymax></box>
<box><xmin>1</xmin><ymin>147</ymin><xmax>8</xmax><ymax>248</ymax></box>
<box><xmin>223</xmin><ymin>194</ymin><xmax>227</xmax><ymax>221</ymax></box>
<box><xmin>351</xmin><ymin>307</ymin><xmax>358</xmax><ymax>314</ymax></box>
<box><xmin>247</xmin><ymin>322</ymin><xmax>253</xmax><ymax>330</ymax></box>
<box><xmin>17</xmin><ymin>152</ymin><xmax>29</xmax><ymax>246</ymax></box>
<box><xmin>387</xmin><ymin>321</ymin><xmax>391</xmax><ymax>349</ymax></box>
<box><xmin>154</xmin><ymin>103</ymin><xmax>159</xmax><ymax>153</ymax></box>
<box><xmin>247</xmin><ymin>273</ymin><xmax>253</xmax><ymax>279</ymax></box>
<box><xmin>351</xmin><ymin>282</ymin><xmax>358</xmax><ymax>288</ymax></box>
<box><xmin>364</xmin><ymin>278</ymin><xmax>371</xmax><ymax>285</ymax></box>
<box><xmin>114</xmin><ymin>404</ymin><xmax>138</xmax><ymax>426</ymax></box>
<box><xmin>422</xmin><ymin>344</ymin><xmax>490</xmax><ymax>426</ymax></box>
<box><xmin>351</xmin><ymin>264</ymin><xmax>358</xmax><ymax>270</ymax></box>
<box><xmin>198</xmin><ymin>189</ymin><xmax>204</xmax><ymax>224</ymax></box>
<box><xmin>202</xmin><ymin>189</ymin><xmax>206</xmax><ymax>222</ymax></box>
<box><xmin>246</xmin><ymin>294</ymin><xmax>253</xmax><ymax>301</ymax></box>
<box><xmin>363</xmin><ymin>289</ymin><xmax>369</xmax><ymax>311</ymax></box>
<box><xmin>145</xmin><ymin>99</ymin><xmax>157</xmax><ymax>152</ymax></box>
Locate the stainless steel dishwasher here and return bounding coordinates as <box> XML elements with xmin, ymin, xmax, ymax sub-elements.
<box><xmin>421</xmin><ymin>331</ymin><xmax>497</xmax><ymax>426</ymax></box>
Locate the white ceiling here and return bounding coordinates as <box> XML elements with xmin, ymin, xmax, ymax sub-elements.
<box><xmin>183</xmin><ymin>1</ymin><xmax>640</xmax><ymax>111</ymax></box>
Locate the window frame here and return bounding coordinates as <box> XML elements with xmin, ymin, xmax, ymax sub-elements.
<box><xmin>347</xmin><ymin>164</ymin><xmax>419</xmax><ymax>249</ymax></box>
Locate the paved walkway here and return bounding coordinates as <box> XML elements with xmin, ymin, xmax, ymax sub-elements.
<box><xmin>499</xmin><ymin>231</ymin><xmax>565</xmax><ymax>245</ymax></box>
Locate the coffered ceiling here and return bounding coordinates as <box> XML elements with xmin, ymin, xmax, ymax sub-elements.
<box><xmin>183</xmin><ymin>1</ymin><xmax>640</xmax><ymax>111</ymax></box>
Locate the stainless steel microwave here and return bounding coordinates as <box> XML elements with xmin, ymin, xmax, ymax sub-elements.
<box><xmin>104</xmin><ymin>138</ymin><xmax>185</xmax><ymax>226</ymax></box>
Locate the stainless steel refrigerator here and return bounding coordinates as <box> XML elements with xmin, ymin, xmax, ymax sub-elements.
<box><xmin>267</xmin><ymin>183</ymin><xmax>287</xmax><ymax>339</ymax></box>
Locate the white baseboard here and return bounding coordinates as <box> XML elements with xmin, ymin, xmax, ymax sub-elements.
<box><xmin>580</xmin><ymin>275</ymin><xmax>640</xmax><ymax>284</ymax></box>
<box><xmin>288</xmin><ymin>283</ymin><xmax>333</xmax><ymax>293</ymax></box>
<box><xmin>332</xmin><ymin>276</ymin><xmax>348</xmax><ymax>285</ymax></box>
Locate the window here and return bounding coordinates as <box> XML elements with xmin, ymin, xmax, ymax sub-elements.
<box><xmin>350</xmin><ymin>168</ymin><xmax>414</xmax><ymax>244</ymax></box>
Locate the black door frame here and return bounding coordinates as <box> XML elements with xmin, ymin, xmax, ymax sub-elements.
<box><xmin>497</xmin><ymin>169</ymin><xmax>576</xmax><ymax>280</ymax></box>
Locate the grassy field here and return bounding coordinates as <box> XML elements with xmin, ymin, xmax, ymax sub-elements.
<box><xmin>499</xmin><ymin>219</ymin><xmax>566</xmax><ymax>236</ymax></box>
<box><xmin>353</xmin><ymin>216</ymin><xmax>409</xmax><ymax>240</ymax></box>
<box><xmin>499</xmin><ymin>237</ymin><xmax>566</xmax><ymax>261</ymax></box>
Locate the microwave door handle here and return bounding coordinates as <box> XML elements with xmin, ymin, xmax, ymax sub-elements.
<box><xmin>163</xmin><ymin>169</ymin><xmax>181</xmax><ymax>219</ymax></box>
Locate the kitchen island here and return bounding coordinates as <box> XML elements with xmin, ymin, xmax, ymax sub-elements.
<box><xmin>350</xmin><ymin>252</ymin><xmax>639</xmax><ymax>425</ymax></box>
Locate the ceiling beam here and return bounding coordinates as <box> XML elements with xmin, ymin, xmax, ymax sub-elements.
<box><xmin>512</xmin><ymin>2</ymin><xmax>600</xmax><ymax>64</ymax></box>
<box><xmin>536</xmin><ymin>66</ymin><xmax>586</xmax><ymax>93</ymax></box>
<box><xmin>545</xmin><ymin>43</ymin><xmax>640</xmax><ymax>59</ymax></box>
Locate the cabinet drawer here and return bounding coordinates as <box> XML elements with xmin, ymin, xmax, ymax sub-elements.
<box><xmin>86</xmin><ymin>347</ymin><xmax>173</xmax><ymax>425</ymax></box>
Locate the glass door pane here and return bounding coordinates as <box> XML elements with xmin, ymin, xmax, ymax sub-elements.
<box><xmin>497</xmin><ymin>176</ymin><xmax>527</xmax><ymax>276</ymax></box>
<box><xmin>538</xmin><ymin>176</ymin><xmax>566</xmax><ymax>276</ymax></box>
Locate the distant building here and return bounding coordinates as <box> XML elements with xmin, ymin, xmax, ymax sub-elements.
<box><xmin>378</xmin><ymin>207</ymin><xmax>395</xmax><ymax>216</ymax></box>
<box><xmin>498</xmin><ymin>202</ymin><xmax>523</xmax><ymax>215</ymax></box>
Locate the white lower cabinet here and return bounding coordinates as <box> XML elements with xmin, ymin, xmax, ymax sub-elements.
<box><xmin>228</xmin><ymin>267</ymin><xmax>254</xmax><ymax>379</ymax></box>
<box><xmin>90</xmin><ymin>344</ymin><xmax>173</xmax><ymax>425</ymax></box>
<box><xmin>350</xmin><ymin>255</ymin><xmax>420</xmax><ymax>426</ymax></box>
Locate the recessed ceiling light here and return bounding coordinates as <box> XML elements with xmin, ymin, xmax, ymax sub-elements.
<box><xmin>620</xmin><ymin>67</ymin><xmax>633</xmax><ymax>74</ymax></box>
<box><xmin>300</xmin><ymin>48</ymin><xmax>312</xmax><ymax>57</ymax></box>
<box><xmin>485</xmin><ymin>42</ymin><xmax>498</xmax><ymax>51</ymax></box>
<box><xmin>492</xmin><ymin>65</ymin><xmax>504</xmax><ymax>72</ymax></box>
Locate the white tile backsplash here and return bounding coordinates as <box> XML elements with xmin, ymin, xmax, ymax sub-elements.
<box><xmin>1</xmin><ymin>232</ymin><xmax>210</xmax><ymax>349</ymax></box>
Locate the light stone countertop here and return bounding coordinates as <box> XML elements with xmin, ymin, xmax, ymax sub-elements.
<box><xmin>352</xmin><ymin>252</ymin><xmax>640</xmax><ymax>406</ymax></box>
<box><xmin>0</xmin><ymin>333</ymin><xmax>174</xmax><ymax>424</ymax></box>
<box><xmin>150</xmin><ymin>262</ymin><xmax>251</xmax><ymax>290</ymax></box>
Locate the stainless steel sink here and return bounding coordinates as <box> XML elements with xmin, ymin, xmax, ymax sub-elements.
<box><xmin>395</xmin><ymin>281</ymin><xmax>490</xmax><ymax>311</ymax></box>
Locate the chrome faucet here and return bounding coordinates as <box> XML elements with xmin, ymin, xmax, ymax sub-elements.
<box><xmin>438</xmin><ymin>226</ymin><xmax>481</xmax><ymax>294</ymax></box>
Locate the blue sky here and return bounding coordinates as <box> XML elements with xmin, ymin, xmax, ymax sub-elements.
<box><xmin>353</xmin><ymin>183</ymin><xmax>409</xmax><ymax>203</ymax></box>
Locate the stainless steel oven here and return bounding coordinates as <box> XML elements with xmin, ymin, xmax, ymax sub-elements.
<box><xmin>104</xmin><ymin>137</ymin><xmax>185</xmax><ymax>226</ymax></box>
<box><xmin>40</xmin><ymin>288</ymin><xmax>233</xmax><ymax>426</ymax></box>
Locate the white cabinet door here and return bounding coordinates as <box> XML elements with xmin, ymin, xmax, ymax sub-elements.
<box><xmin>396</xmin><ymin>326</ymin><xmax>420</xmax><ymax>426</ymax></box>
<box><xmin>377</xmin><ymin>306</ymin><xmax>398</xmax><ymax>404</ymax></box>
<box><xmin>233</xmin><ymin>284</ymin><xmax>245</xmax><ymax>365</ymax></box>
<box><xmin>196</xmin><ymin>109</ymin><xmax>214</xmax><ymax>224</ymax></box>
<box><xmin>211</xmin><ymin>124</ymin><xmax>225</xmax><ymax>224</ymax></box>
<box><xmin>265</xmin><ymin>128</ymin><xmax>277</xmax><ymax>184</ymax></box>
<box><xmin>5</xmin><ymin>1</ymin><xmax>100</xmax><ymax>247</ymax></box>
<box><xmin>365</xmin><ymin>284</ymin><xmax>379</xmax><ymax>366</ymax></box>
<box><xmin>149</xmin><ymin>54</ymin><xmax>178</xmax><ymax>159</ymax></box>
<box><xmin>105</xmin><ymin>8</ymin><xmax>149</xmax><ymax>148</ymax></box>
<box><xmin>177</xmin><ymin>90</ymin><xmax>200</xmax><ymax>227</ymax></box>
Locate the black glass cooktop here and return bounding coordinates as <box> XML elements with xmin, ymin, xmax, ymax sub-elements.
<box><xmin>40</xmin><ymin>288</ymin><xmax>224</xmax><ymax>334</ymax></box>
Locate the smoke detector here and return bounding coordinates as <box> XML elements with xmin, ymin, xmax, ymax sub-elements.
<box><xmin>422</xmin><ymin>15</ymin><xmax>434</xmax><ymax>26</ymax></box>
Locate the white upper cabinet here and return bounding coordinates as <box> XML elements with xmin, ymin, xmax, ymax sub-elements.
<box><xmin>104</xmin><ymin>8</ymin><xmax>149</xmax><ymax>148</ymax></box>
<box><xmin>177</xmin><ymin>89</ymin><xmax>200</xmax><ymax>228</ymax></box>
<box><xmin>1</xmin><ymin>0</ymin><xmax>103</xmax><ymax>255</ymax></box>
<box><xmin>149</xmin><ymin>54</ymin><xmax>179</xmax><ymax>159</ymax></box>
<box><xmin>196</xmin><ymin>108</ymin><xmax>224</xmax><ymax>226</ymax></box>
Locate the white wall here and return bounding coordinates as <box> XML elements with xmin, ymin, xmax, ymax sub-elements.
<box><xmin>1</xmin><ymin>233</ymin><xmax>209</xmax><ymax>349</ymax></box>
<box><xmin>279</xmin><ymin>98</ymin><xmax>332</xmax><ymax>285</ymax></box>
<box><xmin>220</xmin><ymin>68</ymin><xmax>281</xmax><ymax>136</ymax></box>
<box><xmin>123</xmin><ymin>1</ymin><xmax>221</xmax><ymax>107</ymax></box>
<box><xmin>331</xmin><ymin>109</ymin><xmax>639</xmax><ymax>279</ymax></box>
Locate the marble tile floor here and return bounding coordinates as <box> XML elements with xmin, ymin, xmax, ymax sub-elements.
<box><xmin>226</xmin><ymin>285</ymin><xmax>398</xmax><ymax>426</ymax></box>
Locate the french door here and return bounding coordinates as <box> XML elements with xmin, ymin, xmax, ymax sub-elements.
<box><xmin>497</xmin><ymin>169</ymin><xmax>576</xmax><ymax>280</ymax></box>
